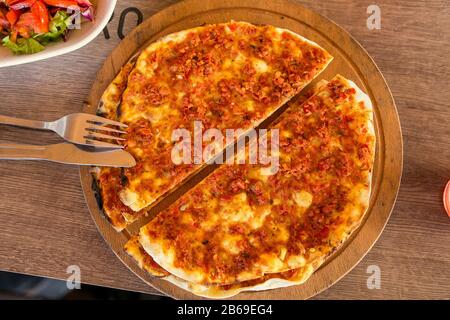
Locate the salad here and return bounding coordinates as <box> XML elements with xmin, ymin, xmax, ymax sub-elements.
<box><xmin>0</xmin><ymin>0</ymin><xmax>94</xmax><ymax>55</ymax></box>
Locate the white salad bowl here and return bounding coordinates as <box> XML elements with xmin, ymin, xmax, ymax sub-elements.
<box><xmin>0</xmin><ymin>0</ymin><xmax>116</xmax><ymax>68</ymax></box>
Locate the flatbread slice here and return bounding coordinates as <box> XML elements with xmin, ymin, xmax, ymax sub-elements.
<box><xmin>95</xmin><ymin>21</ymin><xmax>333</xmax><ymax>230</ymax></box>
<box><xmin>139</xmin><ymin>75</ymin><xmax>375</xmax><ymax>287</ymax></box>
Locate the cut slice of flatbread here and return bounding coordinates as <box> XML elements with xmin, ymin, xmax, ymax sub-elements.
<box><xmin>94</xmin><ymin>21</ymin><xmax>333</xmax><ymax>230</ymax></box>
<box><xmin>91</xmin><ymin>60</ymin><xmax>144</xmax><ymax>230</ymax></box>
<box><xmin>138</xmin><ymin>75</ymin><xmax>375</xmax><ymax>288</ymax></box>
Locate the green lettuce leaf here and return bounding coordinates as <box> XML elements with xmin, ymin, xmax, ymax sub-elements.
<box><xmin>34</xmin><ymin>11</ymin><xmax>72</xmax><ymax>45</ymax></box>
<box><xmin>2</xmin><ymin>36</ymin><xmax>45</xmax><ymax>55</ymax></box>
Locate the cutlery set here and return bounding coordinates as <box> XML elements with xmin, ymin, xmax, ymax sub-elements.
<box><xmin>0</xmin><ymin>113</ymin><xmax>135</xmax><ymax>167</ymax></box>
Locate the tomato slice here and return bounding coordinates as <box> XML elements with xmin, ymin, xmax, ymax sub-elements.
<box><xmin>15</xmin><ymin>12</ymin><xmax>35</xmax><ymax>38</ymax></box>
<box><xmin>6</xmin><ymin>9</ymin><xmax>21</xmax><ymax>27</ymax></box>
<box><xmin>5</xmin><ymin>0</ymin><xmax>22</xmax><ymax>4</ymax></box>
<box><xmin>444</xmin><ymin>181</ymin><xmax>450</xmax><ymax>218</ymax></box>
<box><xmin>30</xmin><ymin>0</ymin><xmax>49</xmax><ymax>33</ymax></box>
<box><xmin>12</xmin><ymin>1</ymin><xmax>49</xmax><ymax>35</ymax></box>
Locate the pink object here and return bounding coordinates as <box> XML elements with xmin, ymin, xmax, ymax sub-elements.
<box><xmin>444</xmin><ymin>181</ymin><xmax>450</xmax><ymax>217</ymax></box>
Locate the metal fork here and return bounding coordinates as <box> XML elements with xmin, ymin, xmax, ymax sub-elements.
<box><xmin>0</xmin><ymin>113</ymin><xmax>127</xmax><ymax>149</ymax></box>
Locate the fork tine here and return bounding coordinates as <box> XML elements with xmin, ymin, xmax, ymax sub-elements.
<box><xmin>85</xmin><ymin>131</ymin><xmax>126</xmax><ymax>141</ymax></box>
<box><xmin>84</xmin><ymin>139</ymin><xmax>124</xmax><ymax>149</ymax></box>
<box><xmin>86</xmin><ymin>115</ymin><xmax>128</xmax><ymax>128</ymax></box>
<box><xmin>86</xmin><ymin>123</ymin><xmax>127</xmax><ymax>134</ymax></box>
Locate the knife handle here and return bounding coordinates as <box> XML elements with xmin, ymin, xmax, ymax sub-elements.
<box><xmin>0</xmin><ymin>144</ymin><xmax>47</xmax><ymax>160</ymax></box>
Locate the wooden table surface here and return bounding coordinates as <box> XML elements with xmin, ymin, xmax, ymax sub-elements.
<box><xmin>0</xmin><ymin>0</ymin><xmax>449</xmax><ymax>299</ymax></box>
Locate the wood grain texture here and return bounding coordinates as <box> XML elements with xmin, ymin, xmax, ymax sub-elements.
<box><xmin>0</xmin><ymin>0</ymin><xmax>449</xmax><ymax>299</ymax></box>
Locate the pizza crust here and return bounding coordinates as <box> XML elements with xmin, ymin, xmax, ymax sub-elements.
<box><xmin>162</xmin><ymin>263</ymin><xmax>318</xmax><ymax>299</ymax></box>
<box><xmin>126</xmin><ymin>235</ymin><xmax>323</xmax><ymax>298</ymax></box>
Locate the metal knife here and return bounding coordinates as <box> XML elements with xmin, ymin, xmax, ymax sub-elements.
<box><xmin>0</xmin><ymin>143</ymin><xmax>136</xmax><ymax>167</ymax></box>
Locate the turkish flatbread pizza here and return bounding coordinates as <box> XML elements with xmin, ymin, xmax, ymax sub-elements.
<box><xmin>126</xmin><ymin>75</ymin><xmax>375</xmax><ymax>297</ymax></box>
<box><xmin>91</xmin><ymin>20</ymin><xmax>376</xmax><ymax>298</ymax></box>
<box><xmin>93</xmin><ymin>21</ymin><xmax>333</xmax><ymax>230</ymax></box>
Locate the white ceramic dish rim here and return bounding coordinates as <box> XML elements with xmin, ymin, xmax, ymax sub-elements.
<box><xmin>0</xmin><ymin>0</ymin><xmax>117</xmax><ymax>68</ymax></box>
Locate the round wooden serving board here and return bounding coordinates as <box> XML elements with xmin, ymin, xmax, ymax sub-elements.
<box><xmin>80</xmin><ymin>0</ymin><xmax>403</xmax><ymax>299</ymax></box>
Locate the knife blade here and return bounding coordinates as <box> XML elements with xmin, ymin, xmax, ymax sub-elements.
<box><xmin>0</xmin><ymin>143</ymin><xmax>136</xmax><ymax>167</ymax></box>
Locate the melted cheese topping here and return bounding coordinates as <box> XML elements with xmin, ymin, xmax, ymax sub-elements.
<box><xmin>96</xmin><ymin>21</ymin><xmax>333</xmax><ymax>227</ymax></box>
<box><xmin>139</xmin><ymin>75</ymin><xmax>375</xmax><ymax>286</ymax></box>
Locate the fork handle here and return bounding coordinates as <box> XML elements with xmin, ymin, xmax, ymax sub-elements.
<box><xmin>0</xmin><ymin>115</ymin><xmax>50</xmax><ymax>130</ymax></box>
